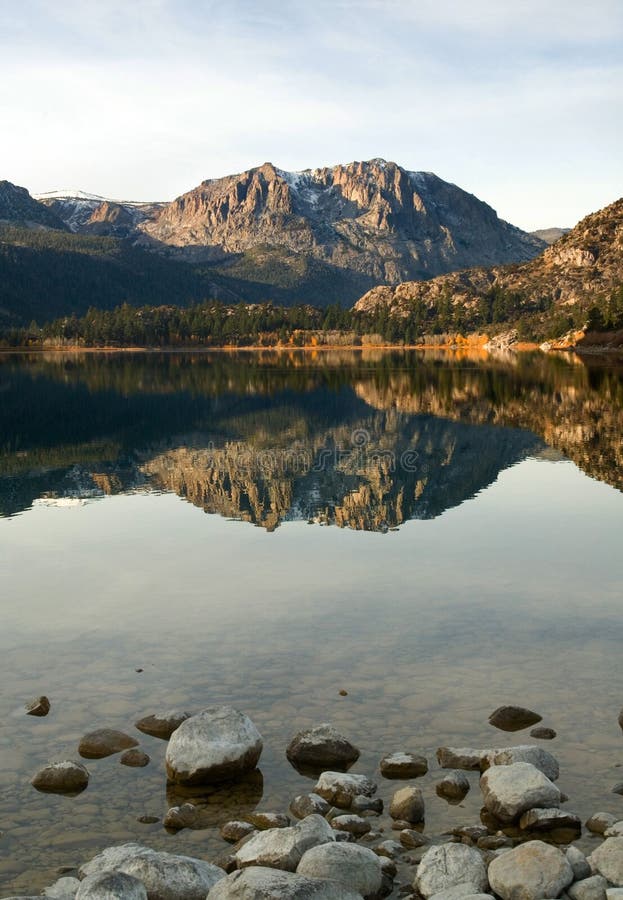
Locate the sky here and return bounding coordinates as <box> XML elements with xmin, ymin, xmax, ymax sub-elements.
<box><xmin>0</xmin><ymin>0</ymin><xmax>621</xmax><ymax>231</ymax></box>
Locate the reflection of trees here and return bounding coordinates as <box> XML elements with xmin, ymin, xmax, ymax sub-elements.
<box><xmin>1</xmin><ymin>350</ymin><xmax>622</xmax><ymax>524</ymax></box>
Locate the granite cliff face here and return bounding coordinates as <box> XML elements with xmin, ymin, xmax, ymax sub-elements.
<box><xmin>355</xmin><ymin>197</ymin><xmax>623</xmax><ymax>322</ymax></box>
<box><xmin>140</xmin><ymin>159</ymin><xmax>544</xmax><ymax>283</ymax></box>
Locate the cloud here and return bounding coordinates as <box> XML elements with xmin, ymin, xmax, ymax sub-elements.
<box><xmin>0</xmin><ymin>0</ymin><xmax>621</xmax><ymax>229</ymax></box>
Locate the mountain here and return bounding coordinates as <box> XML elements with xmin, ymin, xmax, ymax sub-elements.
<box><xmin>140</xmin><ymin>160</ymin><xmax>544</xmax><ymax>287</ymax></box>
<box><xmin>0</xmin><ymin>181</ymin><xmax>67</xmax><ymax>231</ymax></box>
<box><xmin>531</xmin><ymin>227</ymin><xmax>571</xmax><ymax>245</ymax></box>
<box><xmin>354</xmin><ymin>197</ymin><xmax>623</xmax><ymax>335</ymax></box>
<box><xmin>35</xmin><ymin>190</ymin><xmax>164</xmax><ymax>237</ymax></box>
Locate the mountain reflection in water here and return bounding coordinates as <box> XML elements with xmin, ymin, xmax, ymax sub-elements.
<box><xmin>1</xmin><ymin>349</ymin><xmax>622</xmax><ymax>530</ymax></box>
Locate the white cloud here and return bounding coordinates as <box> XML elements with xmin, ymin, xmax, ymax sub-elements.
<box><xmin>0</xmin><ymin>0</ymin><xmax>621</xmax><ymax>229</ymax></box>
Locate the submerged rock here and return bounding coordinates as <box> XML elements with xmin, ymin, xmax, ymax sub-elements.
<box><xmin>78</xmin><ymin>729</ymin><xmax>138</xmax><ymax>759</ymax></box>
<box><xmin>26</xmin><ymin>695</ymin><xmax>50</xmax><ymax>717</ymax></box>
<box><xmin>286</xmin><ymin>724</ymin><xmax>359</xmax><ymax>772</ymax></box>
<box><xmin>80</xmin><ymin>843</ymin><xmax>225</xmax><ymax>899</ymax></box>
<box><xmin>165</xmin><ymin>706</ymin><xmax>262</xmax><ymax>785</ymax></box>
<box><xmin>415</xmin><ymin>844</ymin><xmax>488</xmax><ymax>898</ymax></box>
<box><xmin>313</xmin><ymin>771</ymin><xmax>377</xmax><ymax>808</ymax></box>
<box><xmin>380</xmin><ymin>752</ymin><xmax>428</xmax><ymax>779</ymax></box>
<box><xmin>208</xmin><ymin>867</ymin><xmax>361</xmax><ymax>899</ymax></box>
<box><xmin>135</xmin><ymin>710</ymin><xmax>193</xmax><ymax>740</ymax></box>
<box><xmin>488</xmin><ymin>840</ymin><xmax>573</xmax><ymax>900</ymax></box>
<box><xmin>297</xmin><ymin>842</ymin><xmax>383</xmax><ymax>899</ymax></box>
<box><xmin>530</xmin><ymin>727</ymin><xmax>556</xmax><ymax>740</ymax></box>
<box><xmin>488</xmin><ymin>706</ymin><xmax>542</xmax><ymax>732</ymax></box>
<box><xmin>120</xmin><ymin>749</ymin><xmax>150</xmax><ymax>768</ymax></box>
<box><xmin>480</xmin><ymin>762</ymin><xmax>560</xmax><ymax>824</ymax></box>
<box><xmin>31</xmin><ymin>761</ymin><xmax>89</xmax><ymax>795</ymax></box>
<box><xmin>163</xmin><ymin>803</ymin><xmax>199</xmax><ymax>831</ymax></box>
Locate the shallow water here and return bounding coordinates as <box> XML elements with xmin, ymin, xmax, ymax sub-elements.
<box><xmin>1</xmin><ymin>350</ymin><xmax>623</xmax><ymax>892</ymax></box>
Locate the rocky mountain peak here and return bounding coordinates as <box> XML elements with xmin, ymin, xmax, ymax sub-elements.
<box><xmin>139</xmin><ymin>159</ymin><xmax>545</xmax><ymax>290</ymax></box>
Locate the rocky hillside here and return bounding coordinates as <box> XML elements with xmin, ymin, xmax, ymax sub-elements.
<box><xmin>36</xmin><ymin>190</ymin><xmax>163</xmax><ymax>238</ymax></box>
<box><xmin>0</xmin><ymin>181</ymin><xmax>67</xmax><ymax>231</ymax></box>
<box><xmin>355</xmin><ymin>197</ymin><xmax>623</xmax><ymax>330</ymax></box>
<box><xmin>140</xmin><ymin>160</ymin><xmax>544</xmax><ymax>287</ymax></box>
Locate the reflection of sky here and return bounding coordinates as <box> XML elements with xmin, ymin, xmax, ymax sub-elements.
<box><xmin>3</xmin><ymin>456</ymin><xmax>622</xmax><ymax>646</ymax></box>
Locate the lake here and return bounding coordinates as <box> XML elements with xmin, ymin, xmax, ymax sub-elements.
<box><xmin>1</xmin><ymin>349</ymin><xmax>622</xmax><ymax>893</ymax></box>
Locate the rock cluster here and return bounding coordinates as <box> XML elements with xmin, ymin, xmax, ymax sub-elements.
<box><xmin>17</xmin><ymin>709</ymin><xmax>623</xmax><ymax>900</ymax></box>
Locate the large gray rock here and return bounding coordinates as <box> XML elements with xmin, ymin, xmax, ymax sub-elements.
<box><xmin>76</xmin><ymin>873</ymin><xmax>147</xmax><ymax>900</ymax></box>
<box><xmin>605</xmin><ymin>822</ymin><xmax>623</xmax><ymax>837</ymax></box>
<box><xmin>165</xmin><ymin>707</ymin><xmax>262</xmax><ymax>785</ymax></box>
<box><xmin>389</xmin><ymin>786</ymin><xmax>425</xmax><ymax>824</ymax></box>
<box><xmin>568</xmin><ymin>875</ymin><xmax>608</xmax><ymax>900</ymax></box>
<box><xmin>590</xmin><ymin>838</ymin><xmax>623</xmax><ymax>886</ymax></box>
<box><xmin>286</xmin><ymin>724</ymin><xmax>359</xmax><ymax>771</ymax></box>
<box><xmin>480</xmin><ymin>762</ymin><xmax>560</xmax><ymax>824</ymax></box>
<box><xmin>488</xmin><ymin>706</ymin><xmax>542</xmax><ymax>732</ymax></box>
<box><xmin>235</xmin><ymin>815</ymin><xmax>335</xmax><ymax>872</ymax></box>
<box><xmin>415</xmin><ymin>844</ymin><xmax>488</xmax><ymax>898</ymax></box>
<box><xmin>480</xmin><ymin>746</ymin><xmax>559</xmax><ymax>782</ymax></box>
<box><xmin>79</xmin><ymin>843</ymin><xmax>225</xmax><ymax>900</ymax></box>
<box><xmin>207</xmin><ymin>867</ymin><xmax>361</xmax><ymax>899</ymax></box>
<box><xmin>31</xmin><ymin>761</ymin><xmax>89</xmax><ymax>795</ymax></box>
<box><xmin>436</xmin><ymin>748</ymin><xmax>483</xmax><ymax>770</ymax></box>
<box><xmin>313</xmin><ymin>772</ymin><xmax>377</xmax><ymax>808</ymax></box>
<box><xmin>488</xmin><ymin>840</ymin><xmax>573</xmax><ymax>900</ymax></box>
<box><xmin>78</xmin><ymin>729</ymin><xmax>138</xmax><ymax>759</ymax></box>
<box><xmin>297</xmin><ymin>842</ymin><xmax>383</xmax><ymax>899</ymax></box>
<box><xmin>135</xmin><ymin>710</ymin><xmax>193</xmax><ymax>740</ymax></box>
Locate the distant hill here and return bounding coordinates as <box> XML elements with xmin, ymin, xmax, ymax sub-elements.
<box><xmin>531</xmin><ymin>227</ymin><xmax>571</xmax><ymax>245</ymax></box>
<box><xmin>0</xmin><ymin>181</ymin><xmax>68</xmax><ymax>231</ymax></box>
<box><xmin>354</xmin><ymin>197</ymin><xmax>623</xmax><ymax>337</ymax></box>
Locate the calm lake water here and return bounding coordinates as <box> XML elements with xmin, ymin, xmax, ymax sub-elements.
<box><xmin>1</xmin><ymin>349</ymin><xmax>623</xmax><ymax>893</ymax></box>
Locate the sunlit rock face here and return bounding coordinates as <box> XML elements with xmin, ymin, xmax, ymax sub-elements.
<box><xmin>140</xmin><ymin>159</ymin><xmax>543</xmax><ymax>282</ymax></box>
